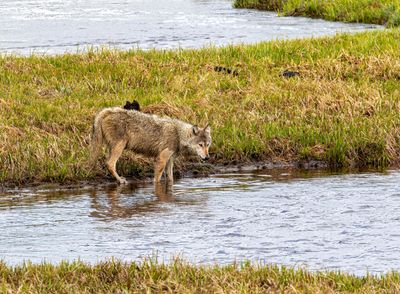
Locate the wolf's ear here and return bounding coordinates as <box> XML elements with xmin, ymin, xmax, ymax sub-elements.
<box><xmin>192</xmin><ymin>125</ymin><xmax>199</xmax><ymax>135</ymax></box>
<box><xmin>204</xmin><ymin>123</ymin><xmax>211</xmax><ymax>134</ymax></box>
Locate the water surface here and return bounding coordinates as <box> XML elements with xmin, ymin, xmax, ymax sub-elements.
<box><xmin>1</xmin><ymin>169</ymin><xmax>399</xmax><ymax>275</ymax></box>
<box><xmin>0</xmin><ymin>0</ymin><xmax>381</xmax><ymax>54</ymax></box>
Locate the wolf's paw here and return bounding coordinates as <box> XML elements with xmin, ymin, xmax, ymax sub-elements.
<box><xmin>118</xmin><ymin>177</ymin><xmax>128</xmax><ymax>184</ymax></box>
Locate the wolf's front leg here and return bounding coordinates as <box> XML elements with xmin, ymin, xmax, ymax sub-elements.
<box><xmin>154</xmin><ymin>148</ymin><xmax>174</xmax><ymax>183</ymax></box>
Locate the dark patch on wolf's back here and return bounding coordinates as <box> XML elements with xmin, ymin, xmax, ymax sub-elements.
<box><xmin>123</xmin><ymin>100</ymin><xmax>140</xmax><ymax>111</ymax></box>
<box><xmin>214</xmin><ymin>66</ymin><xmax>239</xmax><ymax>77</ymax></box>
<box><xmin>281</xmin><ymin>70</ymin><xmax>300</xmax><ymax>78</ymax></box>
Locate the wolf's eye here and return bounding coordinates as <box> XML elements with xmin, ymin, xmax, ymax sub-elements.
<box><xmin>199</xmin><ymin>143</ymin><xmax>204</xmax><ymax>147</ymax></box>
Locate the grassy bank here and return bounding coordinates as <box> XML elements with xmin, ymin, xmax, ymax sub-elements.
<box><xmin>1</xmin><ymin>29</ymin><xmax>400</xmax><ymax>184</ymax></box>
<box><xmin>234</xmin><ymin>0</ymin><xmax>400</xmax><ymax>26</ymax></box>
<box><xmin>1</xmin><ymin>259</ymin><xmax>400</xmax><ymax>293</ymax></box>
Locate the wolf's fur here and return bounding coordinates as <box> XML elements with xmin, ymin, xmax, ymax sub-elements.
<box><xmin>90</xmin><ymin>107</ymin><xmax>211</xmax><ymax>184</ymax></box>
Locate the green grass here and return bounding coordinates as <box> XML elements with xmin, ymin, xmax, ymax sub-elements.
<box><xmin>2</xmin><ymin>29</ymin><xmax>400</xmax><ymax>184</ymax></box>
<box><xmin>1</xmin><ymin>258</ymin><xmax>400</xmax><ymax>293</ymax></box>
<box><xmin>234</xmin><ymin>0</ymin><xmax>400</xmax><ymax>26</ymax></box>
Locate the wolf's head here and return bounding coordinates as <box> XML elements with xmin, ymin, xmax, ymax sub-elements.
<box><xmin>189</xmin><ymin>124</ymin><xmax>212</xmax><ymax>160</ymax></box>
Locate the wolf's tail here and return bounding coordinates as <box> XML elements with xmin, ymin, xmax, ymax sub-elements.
<box><xmin>89</xmin><ymin>112</ymin><xmax>105</xmax><ymax>165</ymax></box>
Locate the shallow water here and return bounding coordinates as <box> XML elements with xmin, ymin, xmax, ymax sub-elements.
<box><xmin>0</xmin><ymin>0</ymin><xmax>381</xmax><ymax>54</ymax></box>
<box><xmin>1</xmin><ymin>169</ymin><xmax>400</xmax><ymax>275</ymax></box>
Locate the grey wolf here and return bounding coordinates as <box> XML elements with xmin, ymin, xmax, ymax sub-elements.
<box><xmin>123</xmin><ymin>100</ymin><xmax>140</xmax><ymax>111</ymax></box>
<box><xmin>90</xmin><ymin>107</ymin><xmax>211</xmax><ymax>184</ymax></box>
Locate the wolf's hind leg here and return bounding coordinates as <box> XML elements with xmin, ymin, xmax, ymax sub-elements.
<box><xmin>107</xmin><ymin>140</ymin><xmax>127</xmax><ymax>184</ymax></box>
<box><xmin>154</xmin><ymin>148</ymin><xmax>174</xmax><ymax>183</ymax></box>
<box><xmin>166</xmin><ymin>157</ymin><xmax>174</xmax><ymax>184</ymax></box>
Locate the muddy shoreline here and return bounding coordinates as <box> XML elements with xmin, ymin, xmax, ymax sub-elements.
<box><xmin>1</xmin><ymin>158</ymin><xmax>391</xmax><ymax>191</ymax></box>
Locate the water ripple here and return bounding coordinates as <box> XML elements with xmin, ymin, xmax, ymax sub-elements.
<box><xmin>0</xmin><ymin>169</ymin><xmax>399</xmax><ymax>275</ymax></box>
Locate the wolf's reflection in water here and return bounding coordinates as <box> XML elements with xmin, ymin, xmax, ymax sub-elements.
<box><xmin>89</xmin><ymin>182</ymin><xmax>196</xmax><ymax>220</ymax></box>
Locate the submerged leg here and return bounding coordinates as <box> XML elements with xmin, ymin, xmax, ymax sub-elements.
<box><xmin>154</xmin><ymin>148</ymin><xmax>174</xmax><ymax>183</ymax></box>
<box><xmin>106</xmin><ymin>140</ymin><xmax>127</xmax><ymax>184</ymax></box>
<box><xmin>166</xmin><ymin>157</ymin><xmax>174</xmax><ymax>184</ymax></box>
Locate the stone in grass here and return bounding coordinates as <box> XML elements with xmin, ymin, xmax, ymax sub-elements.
<box><xmin>281</xmin><ymin>70</ymin><xmax>300</xmax><ymax>78</ymax></box>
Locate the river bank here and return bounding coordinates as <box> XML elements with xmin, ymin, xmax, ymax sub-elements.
<box><xmin>1</xmin><ymin>29</ymin><xmax>400</xmax><ymax>185</ymax></box>
<box><xmin>234</xmin><ymin>0</ymin><xmax>400</xmax><ymax>26</ymax></box>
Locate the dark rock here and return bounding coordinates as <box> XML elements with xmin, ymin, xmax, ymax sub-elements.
<box><xmin>214</xmin><ymin>66</ymin><xmax>239</xmax><ymax>77</ymax></box>
<box><xmin>281</xmin><ymin>70</ymin><xmax>300</xmax><ymax>78</ymax></box>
